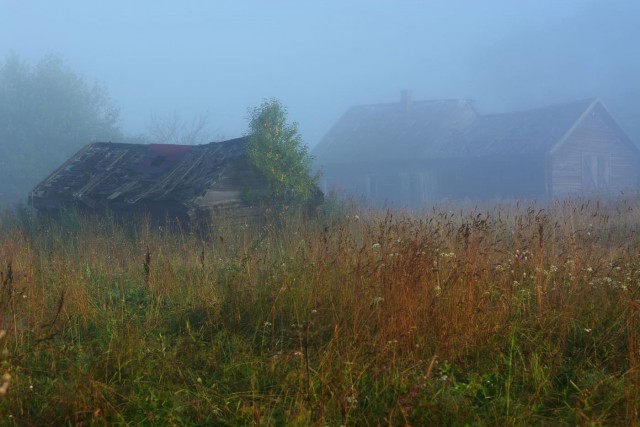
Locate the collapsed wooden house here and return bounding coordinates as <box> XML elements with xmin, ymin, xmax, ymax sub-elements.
<box><xmin>29</xmin><ymin>137</ymin><xmax>276</xmax><ymax>224</ymax></box>
<box><xmin>313</xmin><ymin>94</ymin><xmax>640</xmax><ymax>206</ymax></box>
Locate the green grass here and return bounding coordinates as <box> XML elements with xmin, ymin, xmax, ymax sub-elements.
<box><xmin>1</xmin><ymin>198</ymin><xmax>640</xmax><ymax>425</ymax></box>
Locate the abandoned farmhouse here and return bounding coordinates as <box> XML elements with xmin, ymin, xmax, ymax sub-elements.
<box><xmin>28</xmin><ymin>94</ymin><xmax>640</xmax><ymax>219</ymax></box>
<box><xmin>313</xmin><ymin>94</ymin><xmax>640</xmax><ymax>207</ymax></box>
<box><xmin>29</xmin><ymin>137</ymin><xmax>273</xmax><ymax>223</ymax></box>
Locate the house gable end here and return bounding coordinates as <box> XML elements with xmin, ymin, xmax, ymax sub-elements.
<box><xmin>549</xmin><ymin>100</ymin><xmax>640</xmax><ymax>196</ymax></box>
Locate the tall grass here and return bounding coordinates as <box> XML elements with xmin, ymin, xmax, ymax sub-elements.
<box><xmin>0</xmin><ymin>198</ymin><xmax>639</xmax><ymax>425</ymax></box>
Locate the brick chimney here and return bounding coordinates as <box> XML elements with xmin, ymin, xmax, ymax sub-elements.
<box><xmin>401</xmin><ymin>89</ymin><xmax>413</xmax><ymax>112</ymax></box>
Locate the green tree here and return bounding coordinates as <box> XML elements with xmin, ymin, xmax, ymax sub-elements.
<box><xmin>0</xmin><ymin>53</ymin><xmax>122</xmax><ymax>206</ymax></box>
<box><xmin>246</xmin><ymin>99</ymin><xmax>319</xmax><ymax>207</ymax></box>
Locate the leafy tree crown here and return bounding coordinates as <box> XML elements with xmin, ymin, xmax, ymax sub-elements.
<box><xmin>246</xmin><ymin>99</ymin><xmax>319</xmax><ymax>206</ymax></box>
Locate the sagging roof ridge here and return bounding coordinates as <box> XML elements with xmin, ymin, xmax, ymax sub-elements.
<box><xmin>29</xmin><ymin>136</ymin><xmax>253</xmax><ymax>211</ymax></box>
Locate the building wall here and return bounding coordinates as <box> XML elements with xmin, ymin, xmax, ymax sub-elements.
<box><xmin>364</xmin><ymin>170</ymin><xmax>438</xmax><ymax>207</ymax></box>
<box><xmin>551</xmin><ymin>105</ymin><xmax>639</xmax><ymax>197</ymax></box>
<box><xmin>319</xmin><ymin>163</ymin><xmax>438</xmax><ymax>208</ymax></box>
<box><xmin>320</xmin><ymin>156</ymin><xmax>547</xmax><ymax>208</ymax></box>
<box><xmin>319</xmin><ymin>166</ymin><xmax>370</xmax><ymax>204</ymax></box>
<box><xmin>434</xmin><ymin>156</ymin><xmax>547</xmax><ymax>201</ymax></box>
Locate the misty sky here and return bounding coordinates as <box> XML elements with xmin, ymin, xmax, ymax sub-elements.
<box><xmin>2</xmin><ymin>1</ymin><xmax>639</xmax><ymax>146</ymax></box>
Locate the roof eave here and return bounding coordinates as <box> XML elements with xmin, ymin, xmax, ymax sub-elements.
<box><xmin>548</xmin><ymin>98</ymin><xmax>599</xmax><ymax>155</ymax></box>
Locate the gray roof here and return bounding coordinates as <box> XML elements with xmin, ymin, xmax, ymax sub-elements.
<box><xmin>427</xmin><ymin>98</ymin><xmax>598</xmax><ymax>158</ymax></box>
<box><xmin>30</xmin><ymin>137</ymin><xmax>264</xmax><ymax>211</ymax></box>
<box><xmin>314</xmin><ymin>97</ymin><xmax>606</xmax><ymax>165</ymax></box>
<box><xmin>313</xmin><ymin>99</ymin><xmax>477</xmax><ymax>165</ymax></box>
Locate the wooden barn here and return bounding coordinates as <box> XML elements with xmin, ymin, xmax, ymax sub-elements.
<box><xmin>313</xmin><ymin>94</ymin><xmax>640</xmax><ymax>206</ymax></box>
<box><xmin>29</xmin><ymin>137</ymin><xmax>273</xmax><ymax>224</ymax></box>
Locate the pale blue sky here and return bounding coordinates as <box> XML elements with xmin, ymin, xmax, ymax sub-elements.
<box><xmin>2</xmin><ymin>1</ymin><xmax>639</xmax><ymax>145</ymax></box>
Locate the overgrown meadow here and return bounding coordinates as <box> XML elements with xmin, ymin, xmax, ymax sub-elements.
<box><xmin>1</xmin><ymin>198</ymin><xmax>640</xmax><ymax>425</ymax></box>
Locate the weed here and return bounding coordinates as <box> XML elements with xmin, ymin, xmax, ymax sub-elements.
<box><xmin>0</xmin><ymin>198</ymin><xmax>638</xmax><ymax>424</ymax></box>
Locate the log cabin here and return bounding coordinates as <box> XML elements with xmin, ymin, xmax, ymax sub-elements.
<box><xmin>28</xmin><ymin>137</ymin><xmax>296</xmax><ymax>226</ymax></box>
<box><xmin>313</xmin><ymin>94</ymin><xmax>639</xmax><ymax>206</ymax></box>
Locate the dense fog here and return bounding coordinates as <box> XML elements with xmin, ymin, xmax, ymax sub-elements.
<box><xmin>1</xmin><ymin>1</ymin><xmax>639</xmax><ymax>206</ymax></box>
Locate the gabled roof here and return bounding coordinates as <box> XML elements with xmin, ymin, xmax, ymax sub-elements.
<box><xmin>313</xmin><ymin>97</ymin><xmax>634</xmax><ymax>165</ymax></box>
<box><xmin>313</xmin><ymin>99</ymin><xmax>477</xmax><ymax>165</ymax></box>
<box><xmin>428</xmin><ymin>98</ymin><xmax>598</xmax><ymax>158</ymax></box>
<box><xmin>30</xmin><ymin>137</ymin><xmax>259</xmax><ymax>211</ymax></box>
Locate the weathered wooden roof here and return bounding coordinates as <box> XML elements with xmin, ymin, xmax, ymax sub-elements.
<box><xmin>313</xmin><ymin>99</ymin><xmax>478</xmax><ymax>165</ymax></box>
<box><xmin>313</xmin><ymin>97</ymin><xmax>628</xmax><ymax>165</ymax></box>
<box><xmin>427</xmin><ymin>98</ymin><xmax>598</xmax><ymax>158</ymax></box>
<box><xmin>30</xmin><ymin>137</ymin><xmax>264</xmax><ymax>212</ymax></box>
